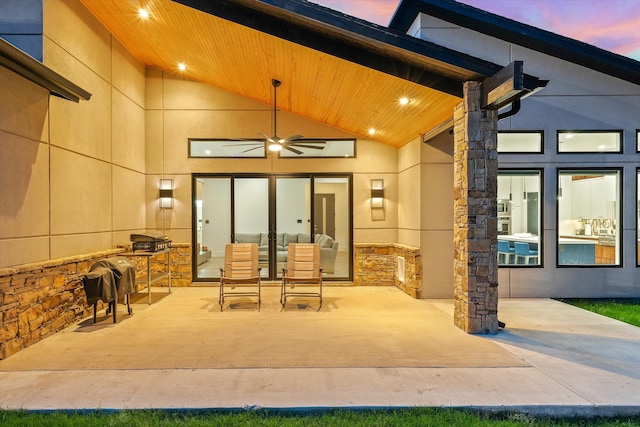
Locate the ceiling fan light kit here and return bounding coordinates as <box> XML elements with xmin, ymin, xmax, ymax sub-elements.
<box><xmin>257</xmin><ymin>79</ymin><xmax>325</xmax><ymax>155</ymax></box>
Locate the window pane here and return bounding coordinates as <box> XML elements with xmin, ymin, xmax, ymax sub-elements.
<box><xmin>558</xmin><ymin>131</ymin><xmax>621</xmax><ymax>153</ymax></box>
<box><xmin>497</xmin><ymin>170</ymin><xmax>542</xmax><ymax>266</ymax></box>
<box><xmin>497</xmin><ymin>132</ymin><xmax>542</xmax><ymax>153</ymax></box>
<box><xmin>279</xmin><ymin>139</ymin><xmax>356</xmax><ymax>158</ymax></box>
<box><xmin>194</xmin><ymin>177</ymin><xmax>231</xmax><ymax>280</ymax></box>
<box><xmin>558</xmin><ymin>170</ymin><xmax>620</xmax><ymax>266</ymax></box>
<box><xmin>313</xmin><ymin>177</ymin><xmax>350</xmax><ymax>278</ymax></box>
<box><xmin>637</xmin><ymin>170</ymin><xmax>640</xmax><ymax>266</ymax></box>
<box><xmin>189</xmin><ymin>139</ymin><xmax>266</xmax><ymax>158</ymax></box>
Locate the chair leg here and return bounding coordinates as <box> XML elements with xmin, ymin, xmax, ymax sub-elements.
<box><xmin>219</xmin><ymin>283</ymin><xmax>224</xmax><ymax>311</ymax></box>
<box><xmin>257</xmin><ymin>281</ymin><xmax>261</xmax><ymax>311</ymax></box>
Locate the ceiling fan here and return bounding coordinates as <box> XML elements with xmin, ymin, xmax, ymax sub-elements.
<box><xmin>258</xmin><ymin>79</ymin><xmax>326</xmax><ymax>155</ymax></box>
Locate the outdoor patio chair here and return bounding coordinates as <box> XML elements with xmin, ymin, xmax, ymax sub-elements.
<box><xmin>281</xmin><ymin>243</ymin><xmax>323</xmax><ymax>309</ymax></box>
<box><xmin>219</xmin><ymin>243</ymin><xmax>261</xmax><ymax>311</ymax></box>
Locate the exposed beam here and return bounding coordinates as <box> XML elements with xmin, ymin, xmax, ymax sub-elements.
<box><xmin>481</xmin><ymin>61</ymin><xmax>524</xmax><ymax>109</ymax></box>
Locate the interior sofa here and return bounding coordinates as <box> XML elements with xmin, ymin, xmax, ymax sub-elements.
<box><xmin>235</xmin><ymin>232</ymin><xmax>339</xmax><ymax>273</ymax></box>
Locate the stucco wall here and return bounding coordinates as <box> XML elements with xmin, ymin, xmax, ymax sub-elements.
<box><xmin>144</xmin><ymin>69</ymin><xmax>400</xmax><ymax>246</ymax></box>
<box><xmin>1</xmin><ymin>1</ymin><xmax>407</xmax><ymax>271</ymax></box>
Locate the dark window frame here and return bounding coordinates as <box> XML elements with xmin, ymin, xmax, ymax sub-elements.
<box><xmin>557</xmin><ymin>130</ymin><xmax>623</xmax><ymax>154</ymax></box>
<box><xmin>556</xmin><ymin>167</ymin><xmax>623</xmax><ymax>268</ymax></box>
<box><xmin>497</xmin><ymin>168</ymin><xmax>544</xmax><ymax>268</ymax></box>
<box><xmin>497</xmin><ymin>130</ymin><xmax>544</xmax><ymax>154</ymax></box>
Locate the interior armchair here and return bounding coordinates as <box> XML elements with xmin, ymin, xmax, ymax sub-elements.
<box><xmin>281</xmin><ymin>243</ymin><xmax>323</xmax><ymax>309</ymax></box>
<box><xmin>219</xmin><ymin>243</ymin><xmax>261</xmax><ymax>311</ymax></box>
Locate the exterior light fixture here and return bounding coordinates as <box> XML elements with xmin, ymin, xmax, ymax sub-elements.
<box><xmin>177</xmin><ymin>63</ymin><xmax>186</xmax><ymax>72</ymax></box>
<box><xmin>159</xmin><ymin>178</ymin><xmax>174</xmax><ymax>209</ymax></box>
<box><xmin>399</xmin><ymin>97</ymin><xmax>409</xmax><ymax>106</ymax></box>
<box><xmin>368</xmin><ymin>128</ymin><xmax>376</xmax><ymax>136</ymax></box>
<box><xmin>370</xmin><ymin>179</ymin><xmax>385</xmax><ymax>208</ymax></box>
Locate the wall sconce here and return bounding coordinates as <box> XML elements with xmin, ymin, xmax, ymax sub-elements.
<box><xmin>159</xmin><ymin>178</ymin><xmax>174</xmax><ymax>209</ymax></box>
<box><xmin>370</xmin><ymin>179</ymin><xmax>385</xmax><ymax>208</ymax></box>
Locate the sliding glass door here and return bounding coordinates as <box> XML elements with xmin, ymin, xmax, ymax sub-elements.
<box><xmin>193</xmin><ymin>174</ymin><xmax>351</xmax><ymax>281</ymax></box>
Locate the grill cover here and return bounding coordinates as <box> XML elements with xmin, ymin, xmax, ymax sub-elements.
<box><xmin>89</xmin><ymin>257</ymin><xmax>136</xmax><ymax>299</ymax></box>
<box><xmin>82</xmin><ymin>267</ymin><xmax>116</xmax><ymax>305</ymax></box>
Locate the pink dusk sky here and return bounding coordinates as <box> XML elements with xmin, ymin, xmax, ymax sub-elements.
<box><xmin>313</xmin><ymin>0</ymin><xmax>640</xmax><ymax>60</ymax></box>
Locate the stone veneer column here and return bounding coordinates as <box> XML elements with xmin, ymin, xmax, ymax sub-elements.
<box><xmin>453</xmin><ymin>81</ymin><xmax>499</xmax><ymax>334</ymax></box>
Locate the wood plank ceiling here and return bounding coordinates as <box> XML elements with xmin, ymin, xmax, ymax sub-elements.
<box><xmin>80</xmin><ymin>0</ymin><xmax>463</xmax><ymax>148</ymax></box>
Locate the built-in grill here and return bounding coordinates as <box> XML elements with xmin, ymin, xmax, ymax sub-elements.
<box><xmin>130</xmin><ymin>233</ymin><xmax>172</xmax><ymax>252</ymax></box>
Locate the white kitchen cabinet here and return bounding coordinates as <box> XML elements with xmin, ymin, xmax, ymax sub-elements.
<box><xmin>571</xmin><ymin>179</ymin><xmax>591</xmax><ymax>218</ymax></box>
<box><xmin>497</xmin><ymin>175</ymin><xmax>511</xmax><ymax>200</ymax></box>
<box><xmin>590</xmin><ymin>178</ymin><xmax>605</xmax><ymax>218</ymax></box>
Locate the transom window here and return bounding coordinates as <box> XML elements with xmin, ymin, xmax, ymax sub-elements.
<box><xmin>497</xmin><ymin>131</ymin><xmax>543</xmax><ymax>153</ymax></box>
<box><xmin>558</xmin><ymin>131</ymin><xmax>622</xmax><ymax>153</ymax></box>
<box><xmin>189</xmin><ymin>138</ymin><xmax>356</xmax><ymax>158</ymax></box>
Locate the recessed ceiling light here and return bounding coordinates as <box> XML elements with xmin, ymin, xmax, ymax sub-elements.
<box><xmin>399</xmin><ymin>97</ymin><xmax>409</xmax><ymax>105</ymax></box>
<box><xmin>368</xmin><ymin>128</ymin><xmax>376</xmax><ymax>135</ymax></box>
<box><xmin>178</xmin><ymin>63</ymin><xmax>186</xmax><ymax>71</ymax></box>
<box><xmin>138</xmin><ymin>8</ymin><xmax>150</xmax><ymax>19</ymax></box>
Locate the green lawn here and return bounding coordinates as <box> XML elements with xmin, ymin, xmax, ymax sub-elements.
<box><xmin>561</xmin><ymin>299</ymin><xmax>640</xmax><ymax>327</ymax></box>
<box><xmin>2</xmin><ymin>408</ymin><xmax>640</xmax><ymax>427</ymax></box>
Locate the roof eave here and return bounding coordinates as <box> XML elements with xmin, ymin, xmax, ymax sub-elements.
<box><xmin>390</xmin><ymin>0</ymin><xmax>640</xmax><ymax>86</ymax></box>
<box><xmin>0</xmin><ymin>37</ymin><xmax>91</xmax><ymax>102</ymax></box>
<box><xmin>173</xmin><ymin>0</ymin><xmax>519</xmax><ymax>97</ymax></box>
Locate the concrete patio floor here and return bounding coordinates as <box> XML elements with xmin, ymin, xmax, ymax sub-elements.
<box><xmin>1</xmin><ymin>285</ymin><xmax>639</xmax><ymax>416</ymax></box>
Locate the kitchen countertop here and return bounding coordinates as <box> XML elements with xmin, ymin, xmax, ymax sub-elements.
<box><xmin>501</xmin><ymin>235</ymin><xmax>597</xmax><ymax>245</ymax></box>
<box><xmin>559</xmin><ymin>234</ymin><xmax>599</xmax><ymax>241</ymax></box>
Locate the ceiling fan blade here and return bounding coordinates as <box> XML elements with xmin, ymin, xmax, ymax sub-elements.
<box><xmin>285</xmin><ymin>146</ymin><xmax>303</xmax><ymax>155</ymax></box>
<box><xmin>289</xmin><ymin>144</ymin><xmax>325</xmax><ymax>150</ymax></box>
<box><xmin>282</xmin><ymin>134</ymin><xmax>303</xmax><ymax>143</ymax></box>
<box><xmin>258</xmin><ymin>132</ymin><xmax>276</xmax><ymax>144</ymax></box>
<box><xmin>223</xmin><ymin>142</ymin><xmax>263</xmax><ymax>147</ymax></box>
<box><xmin>295</xmin><ymin>139</ymin><xmax>326</xmax><ymax>143</ymax></box>
<box><xmin>241</xmin><ymin>146</ymin><xmax>264</xmax><ymax>153</ymax></box>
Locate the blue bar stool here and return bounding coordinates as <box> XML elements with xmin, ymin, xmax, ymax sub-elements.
<box><xmin>515</xmin><ymin>242</ymin><xmax>538</xmax><ymax>265</ymax></box>
<box><xmin>498</xmin><ymin>240</ymin><xmax>515</xmax><ymax>265</ymax></box>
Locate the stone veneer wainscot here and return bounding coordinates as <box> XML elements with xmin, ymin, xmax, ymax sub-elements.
<box><xmin>0</xmin><ymin>244</ymin><xmax>192</xmax><ymax>359</ymax></box>
<box><xmin>354</xmin><ymin>243</ymin><xmax>422</xmax><ymax>298</ymax></box>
